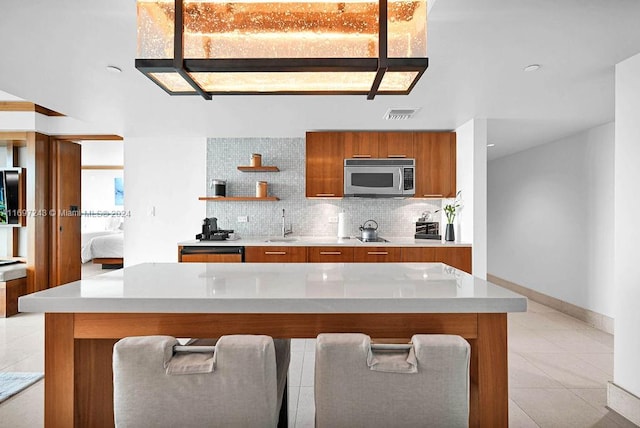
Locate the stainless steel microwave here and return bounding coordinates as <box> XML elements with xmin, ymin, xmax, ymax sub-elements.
<box><xmin>344</xmin><ymin>159</ymin><xmax>415</xmax><ymax>197</ymax></box>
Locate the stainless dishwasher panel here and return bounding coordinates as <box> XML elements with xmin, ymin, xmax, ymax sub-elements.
<box><xmin>179</xmin><ymin>246</ymin><xmax>244</xmax><ymax>263</ymax></box>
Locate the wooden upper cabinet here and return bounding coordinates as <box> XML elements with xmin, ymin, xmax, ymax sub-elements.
<box><xmin>378</xmin><ymin>132</ymin><xmax>414</xmax><ymax>158</ymax></box>
<box><xmin>413</xmin><ymin>132</ymin><xmax>457</xmax><ymax>198</ymax></box>
<box><xmin>306</xmin><ymin>132</ymin><xmax>344</xmax><ymax>198</ymax></box>
<box><xmin>343</xmin><ymin>132</ymin><xmax>379</xmax><ymax>158</ymax></box>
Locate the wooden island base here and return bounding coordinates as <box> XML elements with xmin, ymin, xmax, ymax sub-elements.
<box><xmin>44</xmin><ymin>312</ymin><xmax>507</xmax><ymax>428</ymax></box>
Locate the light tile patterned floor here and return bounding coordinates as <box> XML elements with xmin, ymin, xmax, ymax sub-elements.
<box><xmin>1</xmin><ymin>300</ymin><xmax>637</xmax><ymax>427</ymax></box>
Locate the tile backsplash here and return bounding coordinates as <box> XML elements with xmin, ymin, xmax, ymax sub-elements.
<box><xmin>206</xmin><ymin>137</ymin><xmax>442</xmax><ymax>238</ymax></box>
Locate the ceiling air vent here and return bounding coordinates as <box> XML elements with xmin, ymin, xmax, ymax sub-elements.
<box><xmin>384</xmin><ymin>108</ymin><xmax>420</xmax><ymax>120</ymax></box>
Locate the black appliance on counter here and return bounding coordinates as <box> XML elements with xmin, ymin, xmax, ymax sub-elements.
<box><xmin>415</xmin><ymin>221</ymin><xmax>441</xmax><ymax>240</ymax></box>
<box><xmin>196</xmin><ymin>217</ymin><xmax>234</xmax><ymax>241</ymax></box>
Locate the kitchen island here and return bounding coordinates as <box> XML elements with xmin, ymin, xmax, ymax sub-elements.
<box><xmin>19</xmin><ymin>262</ymin><xmax>525</xmax><ymax>428</ymax></box>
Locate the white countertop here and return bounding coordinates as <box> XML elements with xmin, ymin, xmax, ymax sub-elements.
<box><xmin>178</xmin><ymin>236</ymin><xmax>472</xmax><ymax>247</ymax></box>
<box><xmin>19</xmin><ymin>262</ymin><xmax>525</xmax><ymax>314</ymax></box>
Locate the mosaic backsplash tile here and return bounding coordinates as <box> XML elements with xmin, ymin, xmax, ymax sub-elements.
<box><xmin>206</xmin><ymin>137</ymin><xmax>442</xmax><ymax>238</ymax></box>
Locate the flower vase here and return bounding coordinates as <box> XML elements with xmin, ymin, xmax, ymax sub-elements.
<box><xmin>445</xmin><ymin>224</ymin><xmax>455</xmax><ymax>242</ymax></box>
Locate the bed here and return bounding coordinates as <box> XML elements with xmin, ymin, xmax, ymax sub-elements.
<box><xmin>81</xmin><ymin>229</ymin><xmax>124</xmax><ymax>268</ymax></box>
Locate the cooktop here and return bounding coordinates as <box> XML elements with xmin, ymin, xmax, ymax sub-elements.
<box><xmin>355</xmin><ymin>237</ymin><xmax>389</xmax><ymax>243</ymax></box>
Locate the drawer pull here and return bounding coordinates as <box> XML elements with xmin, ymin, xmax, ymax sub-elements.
<box><xmin>352</xmin><ymin>154</ymin><xmax>372</xmax><ymax>158</ymax></box>
<box><xmin>423</xmin><ymin>194</ymin><xmax>444</xmax><ymax>198</ymax></box>
<box><xmin>368</xmin><ymin>251</ymin><xmax>389</xmax><ymax>255</ymax></box>
<box><xmin>265</xmin><ymin>251</ymin><xmax>287</xmax><ymax>255</ymax></box>
<box><xmin>316</xmin><ymin>193</ymin><xmax>336</xmax><ymax>197</ymax></box>
<box><xmin>320</xmin><ymin>251</ymin><xmax>342</xmax><ymax>255</ymax></box>
<box><xmin>387</xmin><ymin>154</ymin><xmax>407</xmax><ymax>158</ymax></box>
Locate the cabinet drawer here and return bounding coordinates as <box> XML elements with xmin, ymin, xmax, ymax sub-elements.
<box><xmin>353</xmin><ymin>247</ymin><xmax>401</xmax><ymax>262</ymax></box>
<box><xmin>308</xmin><ymin>247</ymin><xmax>354</xmax><ymax>262</ymax></box>
<box><xmin>245</xmin><ymin>246</ymin><xmax>308</xmax><ymax>263</ymax></box>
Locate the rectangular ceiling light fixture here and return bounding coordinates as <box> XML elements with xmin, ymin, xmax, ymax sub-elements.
<box><xmin>135</xmin><ymin>0</ymin><xmax>428</xmax><ymax>99</ymax></box>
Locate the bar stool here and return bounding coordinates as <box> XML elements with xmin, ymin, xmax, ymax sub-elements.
<box><xmin>113</xmin><ymin>335</ymin><xmax>288</xmax><ymax>428</ymax></box>
<box><xmin>314</xmin><ymin>333</ymin><xmax>470</xmax><ymax>428</ymax></box>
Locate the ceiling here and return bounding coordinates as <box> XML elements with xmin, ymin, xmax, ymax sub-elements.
<box><xmin>1</xmin><ymin>0</ymin><xmax>640</xmax><ymax>160</ymax></box>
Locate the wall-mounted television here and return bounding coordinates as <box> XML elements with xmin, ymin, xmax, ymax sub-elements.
<box><xmin>0</xmin><ymin>168</ymin><xmax>25</xmax><ymax>226</ymax></box>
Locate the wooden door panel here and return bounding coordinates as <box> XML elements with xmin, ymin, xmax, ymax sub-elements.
<box><xmin>306</xmin><ymin>132</ymin><xmax>344</xmax><ymax>197</ymax></box>
<box><xmin>414</xmin><ymin>132</ymin><xmax>457</xmax><ymax>198</ymax></box>
<box><xmin>344</xmin><ymin>132</ymin><xmax>379</xmax><ymax>159</ymax></box>
<box><xmin>378</xmin><ymin>132</ymin><xmax>414</xmax><ymax>158</ymax></box>
<box><xmin>50</xmin><ymin>140</ymin><xmax>81</xmax><ymax>287</ymax></box>
<box><xmin>435</xmin><ymin>247</ymin><xmax>472</xmax><ymax>274</ymax></box>
<box><xmin>400</xmin><ymin>247</ymin><xmax>437</xmax><ymax>262</ymax></box>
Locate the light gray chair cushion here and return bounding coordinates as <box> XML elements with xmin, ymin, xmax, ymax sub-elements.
<box><xmin>113</xmin><ymin>335</ymin><xmax>279</xmax><ymax>428</ymax></box>
<box><xmin>315</xmin><ymin>333</ymin><xmax>470</xmax><ymax>428</ymax></box>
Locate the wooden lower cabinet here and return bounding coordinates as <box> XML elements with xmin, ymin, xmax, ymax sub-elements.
<box><xmin>308</xmin><ymin>247</ymin><xmax>354</xmax><ymax>262</ymax></box>
<box><xmin>180</xmin><ymin>253</ymin><xmax>243</xmax><ymax>263</ymax></box>
<box><xmin>353</xmin><ymin>247</ymin><xmax>402</xmax><ymax>263</ymax></box>
<box><xmin>401</xmin><ymin>247</ymin><xmax>472</xmax><ymax>274</ymax></box>
<box><xmin>245</xmin><ymin>246</ymin><xmax>308</xmax><ymax>263</ymax></box>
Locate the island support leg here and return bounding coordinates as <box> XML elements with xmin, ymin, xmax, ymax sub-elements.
<box><xmin>477</xmin><ymin>313</ymin><xmax>508</xmax><ymax>427</ymax></box>
<box><xmin>45</xmin><ymin>313</ymin><xmax>75</xmax><ymax>428</ymax></box>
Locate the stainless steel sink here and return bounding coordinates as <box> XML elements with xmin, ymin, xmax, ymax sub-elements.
<box><xmin>264</xmin><ymin>238</ymin><xmax>298</xmax><ymax>243</ymax></box>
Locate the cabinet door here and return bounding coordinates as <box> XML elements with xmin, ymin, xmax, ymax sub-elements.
<box><xmin>245</xmin><ymin>246</ymin><xmax>308</xmax><ymax>262</ymax></box>
<box><xmin>344</xmin><ymin>132</ymin><xmax>379</xmax><ymax>159</ymax></box>
<box><xmin>353</xmin><ymin>246</ymin><xmax>401</xmax><ymax>262</ymax></box>
<box><xmin>378</xmin><ymin>132</ymin><xmax>414</xmax><ymax>158</ymax></box>
<box><xmin>435</xmin><ymin>247</ymin><xmax>472</xmax><ymax>274</ymax></box>
<box><xmin>414</xmin><ymin>132</ymin><xmax>457</xmax><ymax>198</ymax></box>
<box><xmin>306</xmin><ymin>132</ymin><xmax>344</xmax><ymax>198</ymax></box>
<box><xmin>308</xmin><ymin>246</ymin><xmax>354</xmax><ymax>262</ymax></box>
<box><xmin>400</xmin><ymin>247</ymin><xmax>436</xmax><ymax>262</ymax></box>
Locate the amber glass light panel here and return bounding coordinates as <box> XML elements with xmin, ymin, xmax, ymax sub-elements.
<box><xmin>137</xmin><ymin>0</ymin><xmax>175</xmax><ymax>58</ymax></box>
<box><xmin>388</xmin><ymin>0</ymin><xmax>427</xmax><ymax>57</ymax></box>
<box><xmin>137</xmin><ymin>0</ymin><xmax>426</xmax><ymax>60</ymax></box>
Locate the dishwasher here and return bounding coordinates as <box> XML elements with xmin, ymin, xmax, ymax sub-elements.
<box><xmin>179</xmin><ymin>246</ymin><xmax>244</xmax><ymax>263</ymax></box>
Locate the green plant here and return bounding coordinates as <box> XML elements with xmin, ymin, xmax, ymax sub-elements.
<box><xmin>437</xmin><ymin>190</ymin><xmax>461</xmax><ymax>224</ymax></box>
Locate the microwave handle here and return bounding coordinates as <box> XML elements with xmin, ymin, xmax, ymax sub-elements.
<box><xmin>398</xmin><ymin>168</ymin><xmax>402</xmax><ymax>190</ymax></box>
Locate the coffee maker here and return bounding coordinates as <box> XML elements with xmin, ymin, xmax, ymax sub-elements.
<box><xmin>415</xmin><ymin>211</ymin><xmax>441</xmax><ymax>240</ymax></box>
<box><xmin>196</xmin><ymin>217</ymin><xmax>234</xmax><ymax>241</ymax></box>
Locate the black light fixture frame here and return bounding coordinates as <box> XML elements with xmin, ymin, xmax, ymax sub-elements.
<box><xmin>135</xmin><ymin>0</ymin><xmax>429</xmax><ymax>100</ymax></box>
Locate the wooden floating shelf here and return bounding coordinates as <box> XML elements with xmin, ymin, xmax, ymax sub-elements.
<box><xmin>199</xmin><ymin>196</ymin><xmax>280</xmax><ymax>201</ymax></box>
<box><xmin>237</xmin><ymin>166</ymin><xmax>279</xmax><ymax>172</ymax></box>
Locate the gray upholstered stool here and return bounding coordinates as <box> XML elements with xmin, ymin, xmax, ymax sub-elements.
<box><xmin>314</xmin><ymin>333</ymin><xmax>470</xmax><ymax>428</ymax></box>
<box><xmin>113</xmin><ymin>335</ymin><xmax>288</xmax><ymax>428</ymax></box>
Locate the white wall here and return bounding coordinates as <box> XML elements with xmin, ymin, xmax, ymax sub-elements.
<box><xmin>488</xmin><ymin>122</ymin><xmax>615</xmax><ymax>317</ymax></box>
<box><xmin>613</xmin><ymin>52</ymin><xmax>640</xmax><ymax>403</ymax></box>
<box><xmin>81</xmin><ymin>141</ymin><xmax>124</xmax><ymax>165</ymax></box>
<box><xmin>124</xmin><ymin>136</ymin><xmax>206</xmax><ymax>265</ymax></box>
<box><xmin>455</xmin><ymin>119</ymin><xmax>488</xmax><ymax>278</ymax></box>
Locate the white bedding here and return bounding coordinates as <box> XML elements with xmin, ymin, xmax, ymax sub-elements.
<box><xmin>81</xmin><ymin>231</ymin><xmax>124</xmax><ymax>263</ymax></box>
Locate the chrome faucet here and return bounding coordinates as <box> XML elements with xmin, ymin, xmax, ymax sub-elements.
<box><xmin>282</xmin><ymin>208</ymin><xmax>293</xmax><ymax>238</ymax></box>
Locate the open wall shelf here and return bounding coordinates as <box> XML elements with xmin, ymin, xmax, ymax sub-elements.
<box><xmin>199</xmin><ymin>196</ymin><xmax>280</xmax><ymax>201</ymax></box>
<box><xmin>237</xmin><ymin>166</ymin><xmax>279</xmax><ymax>172</ymax></box>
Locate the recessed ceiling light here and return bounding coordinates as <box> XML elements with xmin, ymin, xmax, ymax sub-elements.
<box><xmin>106</xmin><ymin>65</ymin><xmax>122</xmax><ymax>73</ymax></box>
<box><xmin>487</xmin><ymin>143</ymin><xmax>496</xmax><ymax>147</ymax></box>
<box><xmin>523</xmin><ymin>64</ymin><xmax>541</xmax><ymax>72</ymax></box>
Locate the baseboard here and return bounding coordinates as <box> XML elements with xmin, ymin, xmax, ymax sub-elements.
<box><xmin>608</xmin><ymin>382</ymin><xmax>640</xmax><ymax>426</ymax></box>
<box><xmin>487</xmin><ymin>274</ymin><xmax>614</xmax><ymax>334</ymax></box>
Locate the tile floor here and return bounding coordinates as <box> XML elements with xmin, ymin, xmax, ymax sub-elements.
<box><xmin>1</xmin><ymin>299</ymin><xmax>637</xmax><ymax>427</ymax></box>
